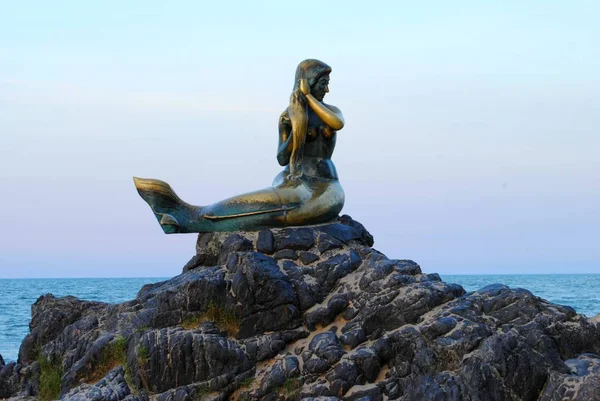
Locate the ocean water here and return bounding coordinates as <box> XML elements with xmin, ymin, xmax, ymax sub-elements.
<box><xmin>1</xmin><ymin>275</ymin><xmax>599</xmax><ymax>363</ymax></box>
<box><xmin>0</xmin><ymin>278</ymin><xmax>167</xmax><ymax>363</ymax></box>
<box><xmin>443</xmin><ymin>274</ymin><xmax>600</xmax><ymax>318</ymax></box>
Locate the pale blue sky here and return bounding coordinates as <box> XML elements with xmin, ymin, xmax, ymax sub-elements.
<box><xmin>1</xmin><ymin>1</ymin><xmax>598</xmax><ymax>277</ymax></box>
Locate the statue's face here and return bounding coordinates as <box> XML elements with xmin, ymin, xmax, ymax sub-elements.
<box><xmin>312</xmin><ymin>74</ymin><xmax>330</xmax><ymax>101</ymax></box>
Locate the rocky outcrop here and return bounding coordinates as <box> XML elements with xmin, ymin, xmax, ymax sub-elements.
<box><xmin>538</xmin><ymin>353</ymin><xmax>600</xmax><ymax>401</ymax></box>
<box><xmin>3</xmin><ymin>215</ymin><xmax>600</xmax><ymax>400</ymax></box>
<box><xmin>0</xmin><ymin>357</ymin><xmax>22</xmax><ymax>399</ymax></box>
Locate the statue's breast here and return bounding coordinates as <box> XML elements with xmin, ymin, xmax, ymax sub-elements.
<box><xmin>307</xmin><ymin>112</ymin><xmax>334</xmax><ymax>141</ymax></box>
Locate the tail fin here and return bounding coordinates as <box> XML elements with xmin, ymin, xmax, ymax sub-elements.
<box><xmin>133</xmin><ymin>177</ymin><xmax>185</xmax><ymax>233</ymax></box>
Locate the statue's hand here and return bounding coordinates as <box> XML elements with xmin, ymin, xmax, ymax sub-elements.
<box><xmin>299</xmin><ymin>79</ymin><xmax>310</xmax><ymax>95</ymax></box>
<box><xmin>290</xmin><ymin>89</ymin><xmax>307</xmax><ymax>107</ymax></box>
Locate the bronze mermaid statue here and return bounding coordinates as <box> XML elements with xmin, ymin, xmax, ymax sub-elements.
<box><xmin>134</xmin><ymin>59</ymin><xmax>346</xmax><ymax>233</ymax></box>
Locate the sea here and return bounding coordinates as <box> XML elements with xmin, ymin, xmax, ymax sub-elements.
<box><xmin>1</xmin><ymin>275</ymin><xmax>599</xmax><ymax>363</ymax></box>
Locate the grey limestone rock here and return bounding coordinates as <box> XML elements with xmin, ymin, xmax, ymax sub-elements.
<box><xmin>0</xmin><ymin>361</ymin><xmax>22</xmax><ymax>399</ymax></box>
<box><xmin>61</xmin><ymin>366</ymin><xmax>143</xmax><ymax>401</ymax></box>
<box><xmin>258</xmin><ymin>356</ymin><xmax>301</xmax><ymax>396</ymax></box>
<box><xmin>299</xmin><ymin>251</ymin><xmax>320</xmax><ymax>265</ymax></box>
<box><xmin>538</xmin><ymin>353</ymin><xmax>600</xmax><ymax>401</ymax></box>
<box><xmin>3</xmin><ymin>215</ymin><xmax>600</xmax><ymax>400</ymax></box>
<box><xmin>274</xmin><ymin>249</ymin><xmax>299</xmax><ymax>260</ymax></box>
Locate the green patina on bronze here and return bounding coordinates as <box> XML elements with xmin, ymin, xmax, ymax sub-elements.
<box><xmin>134</xmin><ymin>59</ymin><xmax>345</xmax><ymax>233</ymax></box>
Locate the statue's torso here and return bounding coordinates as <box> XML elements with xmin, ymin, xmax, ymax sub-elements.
<box><xmin>282</xmin><ymin>107</ymin><xmax>338</xmax><ymax>180</ymax></box>
<box><xmin>304</xmin><ymin>108</ymin><xmax>336</xmax><ymax>158</ymax></box>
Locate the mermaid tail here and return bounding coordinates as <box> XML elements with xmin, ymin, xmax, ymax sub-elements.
<box><xmin>133</xmin><ymin>177</ymin><xmax>192</xmax><ymax>233</ymax></box>
<box><xmin>134</xmin><ymin>177</ymin><xmax>302</xmax><ymax>233</ymax></box>
<box><xmin>133</xmin><ymin>174</ymin><xmax>343</xmax><ymax>233</ymax></box>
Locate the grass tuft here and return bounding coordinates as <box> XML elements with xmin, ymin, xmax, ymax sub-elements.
<box><xmin>193</xmin><ymin>383</ymin><xmax>211</xmax><ymax>400</ymax></box>
<box><xmin>239</xmin><ymin>376</ymin><xmax>255</xmax><ymax>389</ymax></box>
<box><xmin>182</xmin><ymin>302</ymin><xmax>239</xmax><ymax>337</ymax></box>
<box><xmin>137</xmin><ymin>345</ymin><xmax>150</xmax><ymax>391</ymax></box>
<box><xmin>124</xmin><ymin>363</ymin><xmax>137</xmax><ymax>395</ymax></box>
<box><xmin>84</xmin><ymin>336</ymin><xmax>128</xmax><ymax>384</ymax></box>
<box><xmin>181</xmin><ymin>315</ymin><xmax>203</xmax><ymax>330</ymax></box>
<box><xmin>137</xmin><ymin>345</ymin><xmax>149</xmax><ymax>364</ymax></box>
<box><xmin>38</xmin><ymin>355</ymin><xmax>63</xmax><ymax>401</ymax></box>
<box><xmin>279</xmin><ymin>377</ymin><xmax>302</xmax><ymax>400</ymax></box>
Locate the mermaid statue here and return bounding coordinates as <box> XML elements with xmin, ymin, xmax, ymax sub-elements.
<box><xmin>134</xmin><ymin>59</ymin><xmax>346</xmax><ymax>233</ymax></box>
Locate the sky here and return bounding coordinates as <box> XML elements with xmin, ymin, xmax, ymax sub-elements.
<box><xmin>0</xmin><ymin>1</ymin><xmax>598</xmax><ymax>278</ymax></box>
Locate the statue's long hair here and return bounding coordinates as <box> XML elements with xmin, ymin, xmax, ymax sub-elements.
<box><xmin>292</xmin><ymin>59</ymin><xmax>332</xmax><ymax>92</ymax></box>
<box><xmin>288</xmin><ymin>60</ymin><xmax>332</xmax><ymax>173</ymax></box>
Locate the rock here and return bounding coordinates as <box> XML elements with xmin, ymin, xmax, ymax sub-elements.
<box><xmin>325</xmin><ymin>360</ymin><xmax>360</xmax><ymax>396</ymax></box>
<box><xmin>19</xmin><ymin>294</ymin><xmax>105</xmax><ymax>364</ymax></box>
<box><xmin>316</xmin><ymin>220</ymin><xmax>373</xmax><ymax>247</ymax></box>
<box><xmin>339</xmin><ymin>328</ymin><xmax>366</xmax><ymax>349</ymax></box>
<box><xmin>0</xmin><ymin>362</ymin><xmax>22</xmax><ymax>399</ymax></box>
<box><xmin>317</xmin><ymin>234</ymin><xmax>344</xmax><ymax>254</ymax></box>
<box><xmin>244</xmin><ymin>329</ymin><xmax>309</xmax><ymax>362</ymax></box>
<box><xmin>193</xmin><ymin>232</ymin><xmax>220</xmax><ymax>267</ymax></box>
<box><xmin>305</xmin><ymin>294</ymin><xmax>349</xmax><ymax>329</ymax></box>
<box><xmin>3</xmin><ymin>216</ymin><xmax>600</xmax><ymax>400</ymax></box>
<box><xmin>299</xmin><ymin>251</ymin><xmax>320</xmax><ymax>265</ymax></box>
<box><xmin>275</xmin><ymin>227</ymin><xmax>315</xmax><ymax>251</ymax></box>
<box><xmin>258</xmin><ymin>356</ymin><xmax>300</xmax><ymax>396</ymax></box>
<box><xmin>301</xmin><ymin>396</ymin><xmax>338</xmax><ymax>401</ymax></box>
<box><xmin>274</xmin><ymin>249</ymin><xmax>299</xmax><ymax>260</ymax></box>
<box><xmin>256</xmin><ymin>229</ymin><xmax>275</xmax><ymax>254</ymax></box>
<box><xmin>349</xmin><ymin>348</ymin><xmax>380</xmax><ymax>383</ymax></box>
<box><xmin>302</xmin><ymin>332</ymin><xmax>345</xmax><ymax>375</ymax></box>
<box><xmin>228</xmin><ymin>252</ymin><xmax>300</xmax><ymax>338</ymax></box>
<box><xmin>218</xmin><ymin>234</ymin><xmax>253</xmax><ymax>264</ymax></box>
<box><xmin>344</xmin><ymin>384</ymin><xmax>383</xmax><ymax>401</ymax></box>
<box><xmin>61</xmin><ymin>366</ymin><xmax>143</xmax><ymax>401</ymax></box>
<box><xmin>129</xmin><ymin>326</ymin><xmax>252</xmax><ymax>394</ymax></box>
<box><xmin>538</xmin><ymin>353</ymin><xmax>600</xmax><ymax>401</ymax></box>
<box><xmin>181</xmin><ymin>254</ymin><xmax>206</xmax><ymax>272</ymax></box>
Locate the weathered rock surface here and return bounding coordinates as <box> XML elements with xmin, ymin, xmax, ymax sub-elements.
<box><xmin>3</xmin><ymin>215</ymin><xmax>600</xmax><ymax>400</ymax></box>
<box><xmin>61</xmin><ymin>367</ymin><xmax>142</xmax><ymax>401</ymax></box>
<box><xmin>0</xmin><ymin>359</ymin><xmax>22</xmax><ymax>399</ymax></box>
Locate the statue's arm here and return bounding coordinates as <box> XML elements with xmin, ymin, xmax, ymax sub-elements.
<box><xmin>305</xmin><ymin>95</ymin><xmax>345</xmax><ymax>130</ymax></box>
<box><xmin>277</xmin><ymin>111</ymin><xmax>293</xmax><ymax>166</ymax></box>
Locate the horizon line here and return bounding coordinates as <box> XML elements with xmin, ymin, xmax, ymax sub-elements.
<box><xmin>2</xmin><ymin>273</ymin><xmax>600</xmax><ymax>280</ymax></box>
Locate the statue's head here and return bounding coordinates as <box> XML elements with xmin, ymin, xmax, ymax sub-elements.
<box><xmin>294</xmin><ymin>59</ymin><xmax>332</xmax><ymax>101</ymax></box>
